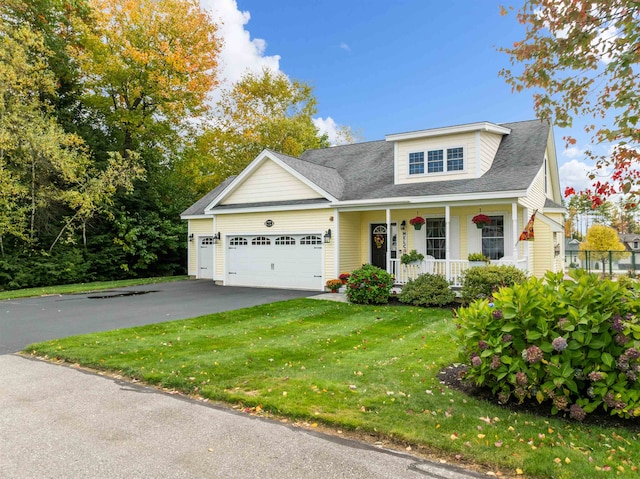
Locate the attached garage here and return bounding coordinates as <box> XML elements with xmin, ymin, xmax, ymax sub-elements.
<box><xmin>226</xmin><ymin>234</ymin><xmax>324</xmax><ymax>290</ymax></box>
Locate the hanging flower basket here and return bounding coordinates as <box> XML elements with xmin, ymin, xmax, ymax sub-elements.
<box><xmin>409</xmin><ymin>216</ymin><xmax>425</xmax><ymax>230</ymax></box>
<box><xmin>472</xmin><ymin>214</ymin><xmax>491</xmax><ymax>229</ymax></box>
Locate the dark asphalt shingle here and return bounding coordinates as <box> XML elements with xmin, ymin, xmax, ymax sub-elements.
<box><xmin>182</xmin><ymin>119</ymin><xmax>550</xmax><ymax>215</ymax></box>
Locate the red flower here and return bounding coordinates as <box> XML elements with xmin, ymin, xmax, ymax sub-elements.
<box><xmin>472</xmin><ymin>214</ymin><xmax>491</xmax><ymax>224</ymax></box>
<box><xmin>409</xmin><ymin>216</ymin><xmax>425</xmax><ymax>226</ymax></box>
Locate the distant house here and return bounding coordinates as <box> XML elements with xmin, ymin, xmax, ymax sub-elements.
<box><xmin>181</xmin><ymin>119</ymin><xmax>566</xmax><ymax>291</ymax></box>
<box><xmin>620</xmin><ymin>234</ymin><xmax>640</xmax><ymax>252</ymax></box>
<box><xmin>565</xmin><ymin>238</ymin><xmax>582</xmax><ymax>268</ymax></box>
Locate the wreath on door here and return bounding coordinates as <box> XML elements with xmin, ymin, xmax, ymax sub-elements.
<box><xmin>374</xmin><ymin>234</ymin><xmax>385</xmax><ymax>249</ymax></box>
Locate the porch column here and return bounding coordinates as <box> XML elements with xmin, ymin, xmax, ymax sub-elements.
<box><xmin>334</xmin><ymin>208</ymin><xmax>340</xmax><ymax>279</ymax></box>
<box><xmin>386</xmin><ymin>208</ymin><xmax>391</xmax><ymax>272</ymax></box>
<box><xmin>445</xmin><ymin>206</ymin><xmax>451</xmax><ymax>280</ymax></box>
<box><xmin>512</xmin><ymin>203</ymin><xmax>519</xmax><ymax>260</ymax></box>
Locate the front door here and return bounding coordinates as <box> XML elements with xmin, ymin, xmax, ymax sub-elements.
<box><xmin>371</xmin><ymin>224</ymin><xmax>387</xmax><ymax>269</ymax></box>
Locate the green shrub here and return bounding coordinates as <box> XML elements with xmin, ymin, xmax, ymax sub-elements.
<box><xmin>399</xmin><ymin>273</ymin><xmax>455</xmax><ymax>307</ymax></box>
<box><xmin>400</xmin><ymin>249</ymin><xmax>424</xmax><ymax>265</ymax></box>
<box><xmin>456</xmin><ymin>269</ymin><xmax>640</xmax><ymax>419</ymax></box>
<box><xmin>345</xmin><ymin>264</ymin><xmax>393</xmax><ymax>304</ymax></box>
<box><xmin>460</xmin><ymin>265</ymin><xmax>527</xmax><ymax>304</ymax></box>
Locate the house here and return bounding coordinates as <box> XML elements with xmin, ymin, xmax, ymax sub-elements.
<box><xmin>564</xmin><ymin>238</ymin><xmax>582</xmax><ymax>268</ymax></box>
<box><xmin>620</xmin><ymin>233</ymin><xmax>640</xmax><ymax>253</ymax></box>
<box><xmin>181</xmin><ymin>119</ymin><xmax>566</xmax><ymax>291</ymax></box>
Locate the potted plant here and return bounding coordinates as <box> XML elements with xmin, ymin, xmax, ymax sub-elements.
<box><xmin>409</xmin><ymin>216</ymin><xmax>425</xmax><ymax>230</ymax></box>
<box><xmin>326</xmin><ymin>279</ymin><xmax>343</xmax><ymax>292</ymax></box>
<box><xmin>401</xmin><ymin>249</ymin><xmax>425</xmax><ymax>265</ymax></box>
<box><xmin>468</xmin><ymin>253</ymin><xmax>489</xmax><ymax>266</ymax></box>
<box><xmin>338</xmin><ymin>272</ymin><xmax>351</xmax><ymax>284</ymax></box>
<box><xmin>472</xmin><ymin>213</ymin><xmax>491</xmax><ymax>229</ymax></box>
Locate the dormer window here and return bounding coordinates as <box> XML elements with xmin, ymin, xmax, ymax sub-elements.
<box><xmin>409</xmin><ymin>147</ymin><xmax>464</xmax><ymax>175</ymax></box>
<box><xmin>409</xmin><ymin>152</ymin><xmax>424</xmax><ymax>174</ymax></box>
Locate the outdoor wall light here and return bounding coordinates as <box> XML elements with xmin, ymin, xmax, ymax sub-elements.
<box><xmin>188</xmin><ymin>233</ymin><xmax>194</xmax><ymax>242</ymax></box>
<box><xmin>400</xmin><ymin>220</ymin><xmax>406</xmax><ymax>231</ymax></box>
<box><xmin>213</xmin><ymin>232</ymin><xmax>221</xmax><ymax>243</ymax></box>
<box><xmin>324</xmin><ymin>229</ymin><xmax>332</xmax><ymax>244</ymax></box>
<box><xmin>554</xmin><ymin>243</ymin><xmax>560</xmax><ymax>257</ymax></box>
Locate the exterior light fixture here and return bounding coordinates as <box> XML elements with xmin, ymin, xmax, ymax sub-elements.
<box><xmin>400</xmin><ymin>220</ymin><xmax>406</xmax><ymax>231</ymax></box>
<box><xmin>188</xmin><ymin>234</ymin><xmax>194</xmax><ymax>242</ymax></box>
<box><xmin>213</xmin><ymin>232</ymin><xmax>221</xmax><ymax>243</ymax></box>
<box><xmin>324</xmin><ymin>229</ymin><xmax>332</xmax><ymax>244</ymax></box>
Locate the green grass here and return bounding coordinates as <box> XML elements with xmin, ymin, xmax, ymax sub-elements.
<box><xmin>25</xmin><ymin>299</ymin><xmax>640</xmax><ymax>478</ymax></box>
<box><xmin>0</xmin><ymin>276</ymin><xmax>187</xmax><ymax>300</ymax></box>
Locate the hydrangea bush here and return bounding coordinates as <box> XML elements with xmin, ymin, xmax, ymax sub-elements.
<box><xmin>345</xmin><ymin>264</ymin><xmax>394</xmax><ymax>304</ymax></box>
<box><xmin>456</xmin><ymin>269</ymin><xmax>640</xmax><ymax>419</ymax></box>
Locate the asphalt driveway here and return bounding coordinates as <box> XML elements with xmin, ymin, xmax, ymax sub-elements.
<box><xmin>0</xmin><ymin>280</ymin><xmax>315</xmax><ymax>354</ymax></box>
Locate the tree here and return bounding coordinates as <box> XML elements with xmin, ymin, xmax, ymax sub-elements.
<box><xmin>74</xmin><ymin>0</ymin><xmax>221</xmax><ymax>156</ymax></box>
<box><xmin>579</xmin><ymin>224</ymin><xmax>627</xmax><ymax>275</ymax></box>
<box><xmin>180</xmin><ymin>68</ymin><xmax>330</xmax><ymax>196</ymax></box>
<box><xmin>500</xmin><ymin>1</ymin><xmax>640</xmax><ymax>205</ymax></box>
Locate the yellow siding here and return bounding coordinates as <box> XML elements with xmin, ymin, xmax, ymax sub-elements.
<box><xmin>395</xmin><ymin>132</ymin><xmax>477</xmax><ymax>184</ymax></box>
<box><xmin>187</xmin><ymin>218</ymin><xmax>214</xmax><ymax>275</ymax></box>
<box><xmin>222</xmin><ymin>160</ymin><xmax>323</xmax><ymax>205</ymax></box>
<box><xmin>338</xmin><ymin>211</ymin><xmax>362</xmax><ymax>273</ymax></box>
<box><xmin>479</xmin><ymin>131</ymin><xmax>503</xmax><ymax>174</ymax></box>
<box><xmin>215</xmin><ymin>209</ymin><xmax>335</xmax><ymax>279</ymax></box>
<box><xmin>521</xmin><ymin>167</ymin><xmax>548</xmax><ymax>210</ymax></box>
<box><xmin>532</xmin><ymin>220</ymin><xmax>554</xmax><ymax>277</ymax></box>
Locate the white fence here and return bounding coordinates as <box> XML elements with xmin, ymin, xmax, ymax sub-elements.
<box><xmin>390</xmin><ymin>258</ymin><xmax>528</xmax><ymax>287</ymax></box>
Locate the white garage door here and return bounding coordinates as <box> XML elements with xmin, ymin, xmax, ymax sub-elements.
<box><xmin>226</xmin><ymin>234</ymin><xmax>324</xmax><ymax>290</ymax></box>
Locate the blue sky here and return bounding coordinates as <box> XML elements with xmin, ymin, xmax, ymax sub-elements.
<box><xmin>203</xmin><ymin>0</ymin><xmax>595</xmax><ymax>195</ymax></box>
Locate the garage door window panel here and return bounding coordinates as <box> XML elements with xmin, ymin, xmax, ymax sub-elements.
<box><xmin>252</xmin><ymin>236</ymin><xmax>271</xmax><ymax>245</ymax></box>
<box><xmin>275</xmin><ymin>236</ymin><xmax>296</xmax><ymax>245</ymax></box>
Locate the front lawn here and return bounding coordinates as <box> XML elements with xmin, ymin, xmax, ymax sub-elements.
<box><xmin>25</xmin><ymin>299</ymin><xmax>640</xmax><ymax>478</ymax></box>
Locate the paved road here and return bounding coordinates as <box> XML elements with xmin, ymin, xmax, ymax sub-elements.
<box><xmin>0</xmin><ymin>355</ymin><xmax>482</xmax><ymax>479</ymax></box>
<box><xmin>0</xmin><ymin>280</ymin><xmax>314</xmax><ymax>354</ymax></box>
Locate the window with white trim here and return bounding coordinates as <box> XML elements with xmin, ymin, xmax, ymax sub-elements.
<box><xmin>229</xmin><ymin>237</ymin><xmax>247</xmax><ymax>246</ymax></box>
<box><xmin>275</xmin><ymin>236</ymin><xmax>296</xmax><ymax>245</ymax></box>
<box><xmin>410</xmin><ymin>147</ymin><xmax>464</xmax><ymax>175</ymax></box>
<box><xmin>425</xmin><ymin>218</ymin><xmax>446</xmax><ymax>259</ymax></box>
<box><xmin>251</xmin><ymin>236</ymin><xmax>271</xmax><ymax>245</ymax></box>
<box><xmin>447</xmin><ymin>147</ymin><xmax>464</xmax><ymax>171</ymax></box>
<box><xmin>409</xmin><ymin>152</ymin><xmax>424</xmax><ymax>175</ymax></box>
<box><xmin>481</xmin><ymin>216</ymin><xmax>504</xmax><ymax>260</ymax></box>
<box><xmin>300</xmin><ymin>235</ymin><xmax>322</xmax><ymax>245</ymax></box>
<box><xmin>427</xmin><ymin>150</ymin><xmax>444</xmax><ymax>173</ymax></box>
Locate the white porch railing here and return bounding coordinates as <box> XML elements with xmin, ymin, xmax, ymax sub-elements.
<box><xmin>390</xmin><ymin>258</ymin><xmax>528</xmax><ymax>288</ymax></box>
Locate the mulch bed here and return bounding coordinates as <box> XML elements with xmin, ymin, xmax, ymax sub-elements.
<box><xmin>437</xmin><ymin>363</ymin><xmax>640</xmax><ymax>432</ymax></box>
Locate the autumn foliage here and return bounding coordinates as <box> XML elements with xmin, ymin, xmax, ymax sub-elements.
<box><xmin>500</xmin><ymin>1</ymin><xmax>640</xmax><ymax>206</ymax></box>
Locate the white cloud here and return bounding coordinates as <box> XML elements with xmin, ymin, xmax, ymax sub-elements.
<box><xmin>562</xmin><ymin>145</ymin><xmax>585</xmax><ymax>160</ymax></box>
<box><xmin>313</xmin><ymin>117</ymin><xmax>340</xmax><ymax>145</ymax></box>
<box><xmin>200</xmin><ymin>0</ymin><xmax>281</xmax><ymax>96</ymax></box>
<box><xmin>340</xmin><ymin>42</ymin><xmax>351</xmax><ymax>52</ymax></box>
<box><xmin>559</xmin><ymin>159</ymin><xmax>593</xmax><ymax>193</ymax></box>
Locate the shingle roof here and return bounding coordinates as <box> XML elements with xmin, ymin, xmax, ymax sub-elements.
<box><xmin>267</xmin><ymin>149</ymin><xmax>345</xmax><ymax>198</ymax></box>
<box><xmin>299</xmin><ymin>119</ymin><xmax>550</xmax><ymax>200</ymax></box>
<box><xmin>180</xmin><ymin>176</ymin><xmax>236</xmax><ymax>216</ymax></box>
<box><xmin>183</xmin><ymin>119</ymin><xmax>551</xmax><ymax>214</ymax></box>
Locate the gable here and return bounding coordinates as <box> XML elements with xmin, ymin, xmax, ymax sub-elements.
<box><xmin>220</xmin><ymin>158</ymin><xmax>325</xmax><ymax>205</ymax></box>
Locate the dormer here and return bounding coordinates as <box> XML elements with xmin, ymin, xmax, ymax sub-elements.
<box><xmin>385</xmin><ymin>122</ymin><xmax>511</xmax><ymax>185</ymax></box>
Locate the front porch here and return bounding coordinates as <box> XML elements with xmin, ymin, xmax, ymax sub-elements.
<box><xmin>335</xmin><ymin>202</ymin><xmax>545</xmax><ymax>286</ymax></box>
